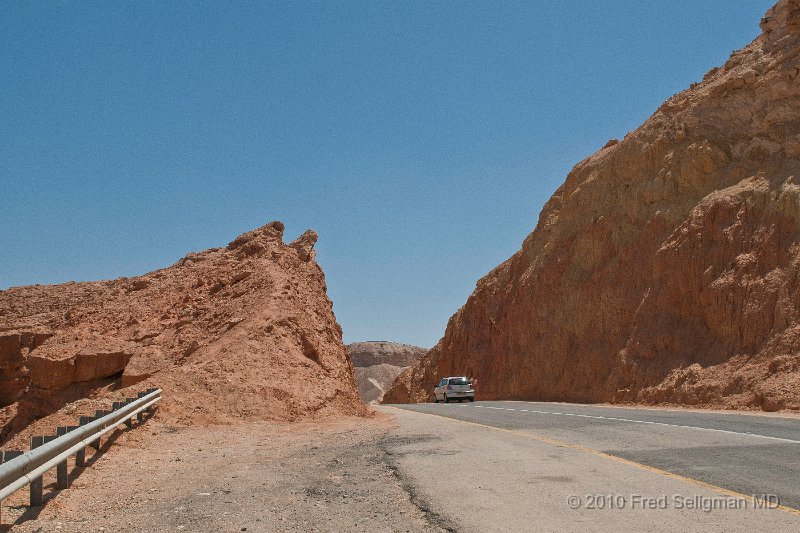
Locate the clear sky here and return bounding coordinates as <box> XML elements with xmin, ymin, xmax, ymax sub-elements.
<box><xmin>1</xmin><ymin>1</ymin><xmax>774</xmax><ymax>347</ymax></box>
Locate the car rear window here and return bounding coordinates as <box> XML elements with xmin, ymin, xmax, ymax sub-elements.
<box><xmin>448</xmin><ymin>378</ymin><xmax>470</xmax><ymax>385</ymax></box>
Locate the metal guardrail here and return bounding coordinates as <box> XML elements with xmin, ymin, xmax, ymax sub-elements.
<box><xmin>0</xmin><ymin>387</ymin><xmax>161</xmax><ymax>508</ymax></box>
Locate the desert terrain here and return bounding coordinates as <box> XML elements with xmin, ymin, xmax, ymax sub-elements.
<box><xmin>1</xmin><ymin>1</ymin><xmax>800</xmax><ymax>531</ymax></box>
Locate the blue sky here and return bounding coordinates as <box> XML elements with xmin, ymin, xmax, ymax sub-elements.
<box><xmin>1</xmin><ymin>1</ymin><xmax>773</xmax><ymax>347</ymax></box>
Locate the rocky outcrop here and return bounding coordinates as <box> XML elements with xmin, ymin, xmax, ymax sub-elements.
<box><xmin>0</xmin><ymin>221</ymin><xmax>367</xmax><ymax>441</ymax></box>
<box><xmin>289</xmin><ymin>230</ymin><xmax>319</xmax><ymax>262</ymax></box>
<box><xmin>385</xmin><ymin>1</ymin><xmax>800</xmax><ymax>411</ymax></box>
<box><xmin>0</xmin><ymin>331</ymin><xmax>52</xmax><ymax>405</ymax></box>
<box><xmin>348</xmin><ymin>342</ymin><xmax>425</xmax><ymax>404</ymax></box>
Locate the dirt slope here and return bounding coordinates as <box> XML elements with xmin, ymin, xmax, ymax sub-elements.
<box><xmin>386</xmin><ymin>0</ymin><xmax>800</xmax><ymax>412</ymax></box>
<box><xmin>0</xmin><ymin>221</ymin><xmax>367</xmax><ymax>444</ymax></box>
<box><xmin>348</xmin><ymin>342</ymin><xmax>425</xmax><ymax>404</ymax></box>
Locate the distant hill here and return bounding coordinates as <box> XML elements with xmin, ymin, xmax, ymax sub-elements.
<box><xmin>347</xmin><ymin>342</ymin><xmax>426</xmax><ymax>404</ymax></box>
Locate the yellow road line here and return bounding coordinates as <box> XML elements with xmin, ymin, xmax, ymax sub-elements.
<box><xmin>385</xmin><ymin>406</ymin><xmax>800</xmax><ymax>518</ymax></box>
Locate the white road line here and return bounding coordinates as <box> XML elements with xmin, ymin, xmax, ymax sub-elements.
<box><xmin>469</xmin><ymin>405</ymin><xmax>800</xmax><ymax>444</ymax></box>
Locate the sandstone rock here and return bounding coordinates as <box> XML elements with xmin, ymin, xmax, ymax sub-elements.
<box><xmin>386</xmin><ymin>0</ymin><xmax>800</xmax><ymax>412</ymax></box>
<box><xmin>602</xmin><ymin>139</ymin><xmax>619</xmax><ymax>149</ymax></box>
<box><xmin>0</xmin><ymin>331</ymin><xmax>52</xmax><ymax>405</ymax></box>
<box><xmin>74</xmin><ymin>348</ymin><xmax>131</xmax><ymax>383</ymax></box>
<box><xmin>121</xmin><ymin>346</ymin><xmax>165</xmax><ymax>387</ymax></box>
<box><xmin>26</xmin><ymin>336</ymin><xmax>134</xmax><ymax>390</ymax></box>
<box><xmin>227</xmin><ymin>221</ymin><xmax>285</xmax><ymax>257</ymax></box>
<box><xmin>290</xmin><ymin>230</ymin><xmax>318</xmax><ymax>262</ymax></box>
<box><xmin>229</xmin><ymin>271</ymin><xmax>252</xmax><ymax>284</ymax></box>
<box><xmin>0</xmin><ymin>220</ymin><xmax>366</xmax><ymax>441</ymax></box>
<box><xmin>127</xmin><ymin>279</ymin><xmax>151</xmax><ymax>291</ymax></box>
<box><xmin>182</xmin><ymin>340</ymin><xmax>201</xmax><ymax>358</ymax></box>
<box><xmin>26</xmin><ymin>356</ymin><xmax>76</xmax><ymax>391</ymax></box>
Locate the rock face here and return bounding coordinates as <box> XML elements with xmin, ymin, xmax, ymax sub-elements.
<box><xmin>0</xmin><ymin>221</ymin><xmax>367</xmax><ymax>441</ymax></box>
<box><xmin>386</xmin><ymin>0</ymin><xmax>800</xmax><ymax>412</ymax></box>
<box><xmin>348</xmin><ymin>342</ymin><xmax>425</xmax><ymax>404</ymax></box>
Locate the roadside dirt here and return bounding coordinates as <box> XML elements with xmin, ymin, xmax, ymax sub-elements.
<box><xmin>2</xmin><ymin>413</ymin><xmax>446</xmax><ymax>532</ymax></box>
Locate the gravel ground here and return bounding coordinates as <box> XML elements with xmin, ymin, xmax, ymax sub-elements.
<box><xmin>2</xmin><ymin>414</ymin><xmax>446</xmax><ymax>532</ymax></box>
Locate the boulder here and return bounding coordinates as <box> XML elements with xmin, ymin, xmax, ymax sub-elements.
<box><xmin>121</xmin><ymin>346</ymin><xmax>165</xmax><ymax>387</ymax></box>
<box><xmin>27</xmin><ymin>336</ymin><xmax>134</xmax><ymax>390</ymax></box>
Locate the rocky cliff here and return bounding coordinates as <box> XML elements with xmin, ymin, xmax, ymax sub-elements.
<box><xmin>348</xmin><ymin>342</ymin><xmax>425</xmax><ymax>404</ymax></box>
<box><xmin>0</xmin><ymin>221</ymin><xmax>367</xmax><ymax>442</ymax></box>
<box><xmin>386</xmin><ymin>0</ymin><xmax>800</xmax><ymax>412</ymax></box>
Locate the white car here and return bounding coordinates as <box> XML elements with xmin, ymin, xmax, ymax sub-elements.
<box><xmin>433</xmin><ymin>376</ymin><xmax>474</xmax><ymax>403</ymax></box>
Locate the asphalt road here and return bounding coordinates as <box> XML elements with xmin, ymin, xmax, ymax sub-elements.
<box><xmin>382</xmin><ymin>401</ymin><xmax>800</xmax><ymax>531</ymax></box>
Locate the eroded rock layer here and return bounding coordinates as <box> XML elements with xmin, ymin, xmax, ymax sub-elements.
<box><xmin>386</xmin><ymin>1</ymin><xmax>800</xmax><ymax>411</ymax></box>
<box><xmin>347</xmin><ymin>342</ymin><xmax>426</xmax><ymax>404</ymax></box>
<box><xmin>0</xmin><ymin>222</ymin><xmax>367</xmax><ymax>441</ymax></box>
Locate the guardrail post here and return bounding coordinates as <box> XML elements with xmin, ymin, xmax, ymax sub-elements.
<box><xmin>137</xmin><ymin>391</ymin><xmax>147</xmax><ymax>414</ymax></box>
<box><xmin>90</xmin><ymin>411</ymin><xmax>110</xmax><ymax>450</ymax></box>
<box><xmin>125</xmin><ymin>398</ymin><xmax>136</xmax><ymax>427</ymax></box>
<box><xmin>113</xmin><ymin>402</ymin><xmax>133</xmax><ymax>428</ymax></box>
<box><xmin>88</xmin><ymin>413</ymin><xmax>102</xmax><ymax>450</ymax></box>
<box><xmin>0</xmin><ymin>450</ymin><xmax>23</xmax><ymax>521</ymax></box>
<box><xmin>29</xmin><ymin>436</ymin><xmax>44</xmax><ymax>506</ymax></box>
<box><xmin>2</xmin><ymin>451</ymin><xmax>22</xmax><ymax>461</ymax></box>
<box><xmin>55</xmin><ymin>427</ymin><xmax>69</xmax><ymax>489</ymax></box>
<box><xmin>145</xmin><ymin>390</ymin><xmax>157</xmax><ymax>413</ymax></box>
<box><xmin>77</xmin><ymin>416</ymin><xmax>92</xmax><ymax>464</ymax></box>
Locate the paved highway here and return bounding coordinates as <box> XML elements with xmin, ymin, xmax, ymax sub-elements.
<box><xmin>381</xmin><ymin>401</ymin><xmax>800</xmax><ymax>532</ymax></box>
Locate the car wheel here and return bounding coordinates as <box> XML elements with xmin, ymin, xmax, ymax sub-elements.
<box><xmin>433</xmin><ymin>395</ymin><xmax>439</xmax><ymax>403</ymax></box>
<box><xmin>443</xmin><ymin>394</ymin><xmax>449</xmax><ymax>403</ymax></box>
<box><xmin>468</xmin><ymin>397</ymin><xmax>475</xmax><ymax>402</ymax></box>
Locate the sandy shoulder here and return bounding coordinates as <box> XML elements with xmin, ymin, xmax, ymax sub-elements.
<box><xmin>3</xmin><ymin>412</ymin><xmax>443</xmax><ymax>533</ymax></box>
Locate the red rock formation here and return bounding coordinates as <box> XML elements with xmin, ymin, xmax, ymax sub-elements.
<box><xmin>386</xmin><ymin>0</ymin><xmax>800</xmax><ymax>412</ymax></box>
<box><xmin>0</xmin><ymin>331</ymin><xmax>51</xmax><ymax>405</ymax></box>
<box><xmin>0</xmin><ymin>221</ymin><xmax>367</xmax><ymax>442</ymax></box>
